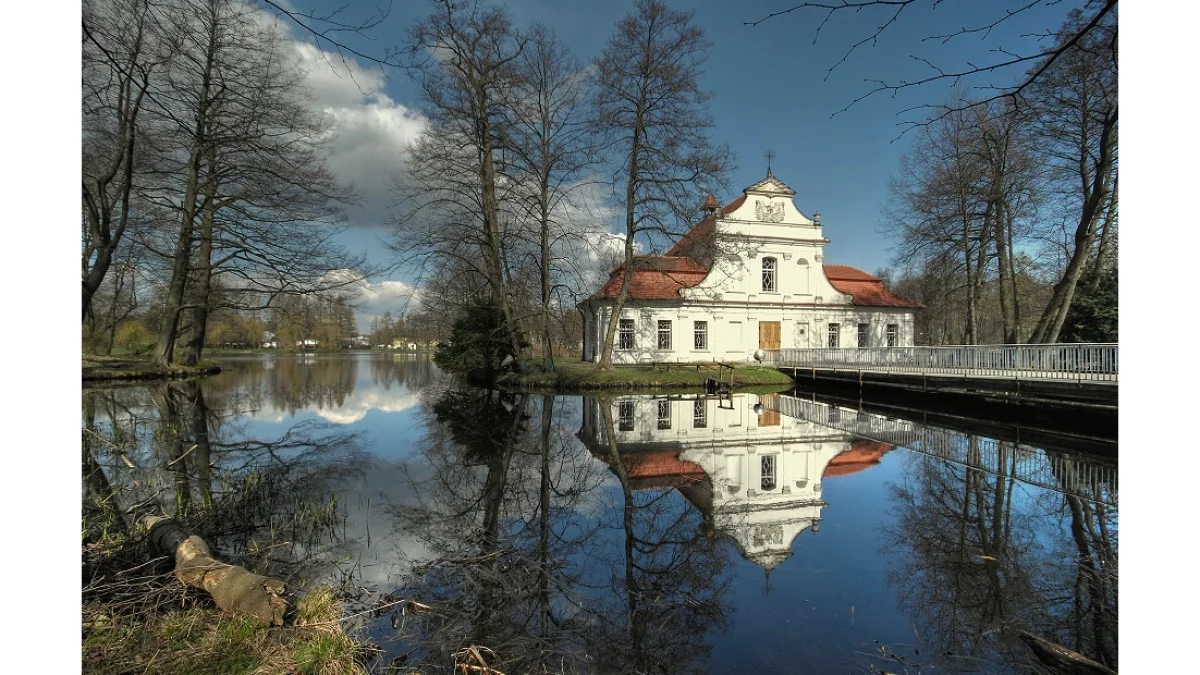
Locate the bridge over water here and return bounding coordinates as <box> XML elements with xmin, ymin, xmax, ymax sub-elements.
<box><xmin>763</xmin><ymin>343</ymin><xmax>1118</xmax><ymax>408</ymax></box>
<box><xmin>769</xmin><ymin>394</ymin><xmax>1117</xmax><ymax>508</ymax></box>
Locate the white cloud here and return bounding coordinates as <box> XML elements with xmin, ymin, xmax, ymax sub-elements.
<box><xmin>319</xmin><ymin>269</ymin><xmax>422</xmax><ymax>333</ymax></box>
<box><xmin>291</xmin><ymin>43</ymin><xmax>428</xmax><ymax>231</ymax></box>
<box><xmin>316</xmin><ymin>390</ymin><xmax>421</xmax><ymax>425</ymax></box>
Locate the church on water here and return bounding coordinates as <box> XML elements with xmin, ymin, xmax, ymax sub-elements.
<box><xmin>579</xmin><ymin>171</ymin><xmax>920</xmax><ymax>363</ymax></box>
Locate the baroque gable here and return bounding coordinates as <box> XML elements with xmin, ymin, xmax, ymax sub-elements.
<box><xmin>743</xmin><ymin>174</ymin><xmax>796</xmax><ymax>197</ymax></box>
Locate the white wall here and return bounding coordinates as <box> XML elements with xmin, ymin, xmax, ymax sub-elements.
<box><xmin>586</xmin><ymin>301</ymin><xmax>915</xmax><ymax>363</ymax></box>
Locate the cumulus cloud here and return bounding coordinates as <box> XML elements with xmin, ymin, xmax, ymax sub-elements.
<box><xmin>320</xmin><ymin>268</ymin><xmax>421</xmax><ymax>333</ymax></box>
<box><xmin>291</xmin><ymin>42</ymin><xmax>428</xmax><ymax>231</ymax></box>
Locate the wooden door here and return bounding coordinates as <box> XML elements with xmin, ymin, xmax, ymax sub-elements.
<box><xmin>758</xmin><ymin>321</ymin><xmax>781</xmax><ymax>350</ymax></box>
<box><xmin>757</xmin><ymin>392</ymin><xmax>780</xmax><ymax>427</ymax></box>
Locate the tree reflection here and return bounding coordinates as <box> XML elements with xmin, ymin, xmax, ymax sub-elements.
<box><xmin>586</xmin><ymin>396</ymin><xmax>732</xmax><ymax>675</ymax></box>
<box><xmin>82</xmin><ymin>379</ymin><xmax>370</xmax><ymax>589</ymax></box>
<box><xmin>378</xmin><ymin>388</ymin><xmax>731</xmax><ymax>674</ymax></box>
<box><xmin>880</xmin><ymin>439</ymin><xmax>1117</xmax><ymax>672</ymax></box>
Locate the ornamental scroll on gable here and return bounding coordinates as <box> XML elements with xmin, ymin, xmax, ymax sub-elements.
<box><xmin>756</xmin><ymin>199</ymin><xmax>785</xmax><ymax>223</ymax></box>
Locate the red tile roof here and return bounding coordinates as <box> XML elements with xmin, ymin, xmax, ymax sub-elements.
<box><xmin>624</xmin><ymin>451</ymin><xmax>707</xmax><ymax>482</ymax></box>
<box><xmin>824</xmin><ymin>265</ymin><xmax>922</xmax><ymax>308</ymax></box>
<box><xmin>822</xmin><ymin>440</ymin><xmax>894</xmax><ymax>478</ymax></box>
<box><xmin>823</xmin><ymin>265</ymin><xmax>880</xmax><ymax>282</ymax></box>
<box><xmin>593</xmin><ymin>256</ymin><xmax>709</xmax><ymax>300</ymax></box>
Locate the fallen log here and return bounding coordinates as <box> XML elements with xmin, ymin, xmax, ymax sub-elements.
<box><xmin>140</xmin><ymin>515</ymin><xmax>287</xmax><ymax>626</ymax></box>
<box><xmin>1019</xmin><ymin>631</ymin><xmax>1116</xmax><ymax>675</ymax></box>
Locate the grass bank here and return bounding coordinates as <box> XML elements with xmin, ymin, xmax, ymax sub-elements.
<box><xmin>496</xmin><ymin>359</ymin><xmax>794</xmax><ymax>393</ymax></box>
<box><xmin>83</xmin><ymin>586</ymin><xmax>376</xmax><ymax>674</ymax></box>
<box><xmin>83</xmin><ymin>354</ymin><xmax>221</xmax><ymax>382</ymax></box>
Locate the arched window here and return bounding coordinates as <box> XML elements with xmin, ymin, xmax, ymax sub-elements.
<box><xmin>761</xmin><ymin>257</ymin><xmax>777</xmax><ymax>292</ymax></box>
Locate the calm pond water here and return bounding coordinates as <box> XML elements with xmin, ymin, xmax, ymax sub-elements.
<box><xmin>82</xmin><ymin>353</ymin><xmax>1117</xmax><ymax>674</ymax></box>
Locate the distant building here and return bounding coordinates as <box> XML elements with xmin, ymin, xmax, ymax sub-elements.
<box><xmin>579</xmin><ymin>172</ymin><xmax>920</xmax><ymax>363</ymax></box>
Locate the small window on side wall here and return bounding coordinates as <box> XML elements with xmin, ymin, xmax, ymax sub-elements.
<box><xmin>693</xmin><ymin>321</ymin><xmax>707</xmax><ymax>350</ymax></box>
<box><xmin>828</xmin><ymin>323</ymin><xmax>840</xmax><ymax>348</ymax></box>
<box><xmin>618</xmin><ymin>400</ymin><xmax>634</xmax><ymax>431</ymax></box>
<box><xmin>618</xmin><ymin>319</ymin><xmax>635</xmax><ymax>350</ymax></box>
<box><xmin>887</xmin><ymin>324</ymin><xmax>898</xmax><ymax>347</ymax></box>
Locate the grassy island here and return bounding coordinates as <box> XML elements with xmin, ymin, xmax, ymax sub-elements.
<box><xmin>83</xmin><ymin>355</ymin><xmax>222</xmax><ymax>382</ymax></box>
<box><xmin>496</xmin><ymin>360</ymin><xmax>794</xmax><ymax>393</ymax></box>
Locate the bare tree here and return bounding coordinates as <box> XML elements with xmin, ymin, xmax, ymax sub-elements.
<box><xmin>139</xmin><ymin>0</ymin><xmax>360</xmax><ymax>366</ymax></box>
<box><xmin>745</xmin><ymin>0</ymin><xmax>1118</xmax><ymax>133</ymax></box>
<box><xmin>396</xmin><ymin>0</ymin><xmax>527</xmax><ymax>360</ymax></box>
<box><xmin>889</xmin><ymin>103</ymin><xmax>994</xmax><ymax>344</ymax></box>
<box><xmin>82</xmin><ymin>0</ymin><xmax>164</xmax><ymax>321</ymax></box>
<box><xmin>1026</xmin><ymin>9</ymin><xmax>1117</xmax><ymax>344</ymax></box>
<box><xmin>502</xmin><ymin>23</ymin><xmax>600</xmax><ymax>371</ymax></box>
<box><xmin>592</xmin><ymin>0</ymin><xmax>732</xmax><ymax>370</ymax></box>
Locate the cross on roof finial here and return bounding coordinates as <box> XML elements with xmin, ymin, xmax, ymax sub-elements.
<box><xmin>764</xmin><ymin>149</ymin><xmax>775</xmax><ymax>177</ymax></box>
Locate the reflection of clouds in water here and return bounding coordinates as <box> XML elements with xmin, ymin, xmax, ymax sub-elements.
<box><xmin>314</xmin><ymin>391</ymin><xmax>420</xmax><ymax>425</ymax></box>
<box><xmin>246</xmin><ymin>391</ymin><xmax>421</xmax><ymax>425</ymax></box>
<box><xmin>248</xmin><ymin>410</ymin><xmax>289</xmax><ymax>424</ymax></box>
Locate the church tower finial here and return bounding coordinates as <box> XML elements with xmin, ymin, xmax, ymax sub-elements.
<box><xmin>764</xmin><ymin>149</ymin><xmax>776</xmax><ymax>177</ymax></box>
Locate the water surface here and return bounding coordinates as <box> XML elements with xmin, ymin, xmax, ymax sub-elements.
<box><xmin>81</xmin><ymin>353</ymin><xmax>1117</xmax><ymax>674</ymax></box>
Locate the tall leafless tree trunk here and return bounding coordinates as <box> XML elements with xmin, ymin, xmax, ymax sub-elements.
<box><xmin>401</xmin><ymin>0</ymin><xmax>528</xmax><ymax>361</ymax></box>
<box><xmin>593</xmin><ymin>0</ymin><xmax>730</xmax><ymax>369</ymax></box>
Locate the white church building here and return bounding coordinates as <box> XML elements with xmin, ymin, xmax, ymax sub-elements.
<box><xmin>580</xmin><ymin>172</ymin><xmax>920</xmax><ymax>364</ymax></box>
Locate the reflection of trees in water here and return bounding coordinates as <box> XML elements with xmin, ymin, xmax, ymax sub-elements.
<box><xmin>881</xmin><ymin>440</ymin><xmax>1117</xmax><ymax>672</ymax></box>
<box><xmin>1048</xmin><ymin>460</ymin><xmax>1117</xmax><ymax>669</ymax></box>
<box><xmin>82</xmin><ymin>380</ymin><xmax>370</xmax><ymax>586</ymax></box>
<box><xmin>588</xmin><ymin>398</ymin><xmax>732</xmax><ymax>675</ymax></box>
<box><xmin>369</xmin><ymin>354</ymin><xmax>440</xmax><ymax>392</ymax></box>
<box><xmin>265</xmin><ymin>357</ymin><xmax>359</xmax><ymax>416</ymax></box>
<box><xmin>379</xmin><ymin>389</ymin><xmax>730</xmax><ymax>674</ymax></box>
<box><xmin>185</xmin><ymin>354</ymin><xmax>443</xmax><ymax>419</ymax></box>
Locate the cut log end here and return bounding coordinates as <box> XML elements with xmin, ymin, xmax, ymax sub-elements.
<box><xmin>141</xmin><ymin>515</ymin><xmax>287</xmax><ymax>626</ymax></box>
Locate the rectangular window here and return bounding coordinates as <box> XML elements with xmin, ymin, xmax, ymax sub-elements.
<box><xmin>761</xmin><ymin>455</ymin><xmax>776</xmax><ymax>491</ymax></box>
<box><xmin>693</xmin><ymin>399</ymin><xmax>707</xmax><ymax>428</ymax></box>
<box><xmin>827</xmin><ymin>323</ymin><xmax>840</xmax><ymax>348</ymax></box>
<box><xmin>619</xmin><ymin>319</ymin><xmax>635</xmax><ymax>350</ymax></box>
<box><xmin>858</xmin><ymin>323</ymin><xmax>869</xmax><ymax>348</ymax></box>
<box><xmin>657</xmin><ymin>320</ymin><xmax>672</xmax><ymax>350</ymax></box>
<box><xmin>693</xmin><ymin>321</ymin><xmax>708</xmax><ymax>350</ymax></box>
<box><xmin>762</xmin><ymin>257</ymin><xmax>777</xmax><ymax>292</ymax></box>
<box><xmin>657</xmin><ymin>399</ymin><xmax>672</xmax><ymax>430</ymax></box>
<box><xmin>618</xmin><ymin>400</ymin><xmax>634</xmax><ymax>431</ymax></box>
<box><xmin>887</xmin><ymin>324</ymin><xmax>898</xmax><ymax>347</ymax></box>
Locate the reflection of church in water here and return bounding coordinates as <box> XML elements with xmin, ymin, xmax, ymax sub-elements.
<box><xmin>579</xmin><ymin>393</ymin><xmax>893</xmax><ymax>571</ymax></box>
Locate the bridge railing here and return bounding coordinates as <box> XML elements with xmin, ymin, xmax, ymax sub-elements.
<box><xmin>763</xmin><ymin>343</ymin><xmax>1117</xmax><ymax>382</ymax></box>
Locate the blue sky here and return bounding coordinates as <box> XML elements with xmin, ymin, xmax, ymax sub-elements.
<box><xmin>276</xmin><ymin>0</ymin><xmax>1099</xmax><ymax>328</ymax></box>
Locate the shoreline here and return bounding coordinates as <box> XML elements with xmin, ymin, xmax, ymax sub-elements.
<box><xmin>495</xmin><ymin>361</ymin><xmax>794</xmax><ymax>393</ymax></box>
<box><xmin>83</xmin><ymin>355</ymin><xmax>222</xmax><ymax>382</ymax></box>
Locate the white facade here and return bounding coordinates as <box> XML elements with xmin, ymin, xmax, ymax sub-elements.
<box><xmin>580</xmin><ymin>173</ymin><xmax>917</xmax><ymax>364</ymax></box>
